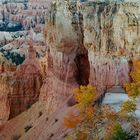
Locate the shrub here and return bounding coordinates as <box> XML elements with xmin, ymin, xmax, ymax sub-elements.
<box><xmin>12</xmin><ymin>134</ymin><xmax>21</xmax><ymax>140</ymax></box>
<box><xmin>38</xmin><ymin>111</ymin><xmax>43</xmax><ymax>118</ymax></box>
<box><xmin>24</xmin><ymin>124</ymin><xmax>32</xmax><ymax>133</ymax></box>
<box><xmin>104</xmin><ymin>123</ymin><xmax>127</xmax><ymax>140</ymax></box>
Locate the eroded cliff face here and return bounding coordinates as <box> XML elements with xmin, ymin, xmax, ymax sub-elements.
<box><xmin>81</xmin><ymin>1</ymin><xmax>139</xmax><ymax>90</ymax></box>
<box><xmin>0</xmin><ymin>55</ymin><xmax>16</xmax><ymax>126</ymax></box>
<box><xmin>41</xmin><ymin>0</ymin><xmax>90</xmax><ymax>114</ymax></box>
<box><xmin>0</xmin><ymin>43</ymin><xmax>43</xmax><ymax>125</ymax></box>
<box><xmin>82</xmin><ymin>2</ymin><xmax>140</xmax><ymax>54</ymax></box>
<box><xmin>9</xmin><ymin>44</ymin><xmax>43</xmax><ymax>118</ymax></box>
<box><xmin>44</xmin><ymin>0</ymin><xmax>140</xmax><ymax>94</ymax></box>
<box><xmin>0</xmin><ymin>74</ymin><xmax>11</xmax><ymax>127</ymax></box>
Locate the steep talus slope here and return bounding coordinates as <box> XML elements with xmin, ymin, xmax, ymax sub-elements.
<box><xmin>0</xmin><ymin>102</ymin><xmax>46</xmax><ymax>140</ymax></box>
<box><xmin>0</xmin><ymin>97</ymin><xmax>76</xmax><ymax>140</ymax></box>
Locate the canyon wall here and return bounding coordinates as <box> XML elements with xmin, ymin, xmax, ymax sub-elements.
<box><xmin>24</xmin><ymin>1</ymin><xmax>140</xmax><ymax>137</ymax></box>
<box><xmin>81</xmin><ymin>1</ymin><xmax>140</xmax><ymax>90</ymax></box>
<box><xmin>44</xmin><ymin>0</ymin><xmax>140</xmax><ymax>100</ymax></box>
<box><xmin>0</xmin><ymin>1</ymin><xmax>140</xmax><ymax>139</ymax></box>
<box><xmin>41</xmin><ymin>0</ymin><xmax>90</xmax><ymax>114</ymax></box>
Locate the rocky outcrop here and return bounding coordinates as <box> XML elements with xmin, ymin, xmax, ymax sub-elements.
<box><xmin>81</xmin><ymin>1</ymin><xmax>140</xmax><ymax>55</ymax></box>
<box><xmin>0</xmin><ymin>0</ymin><xmax>51</xmax><ymax>31</ymax></box>
<box><xmin>81</xmin><ymin>1</ymin><xmax>139</xmax><ymax>90</ymax></box>
<box><xmin>8</xmin><ymin>42</ymin><xmax>43</xmax><ymax>118</ymax></box>
<box><xmin>0</xmin><ymin>54</ymin><xmax>16</xmax><ymax>127</ymax></box>
<box><xmin>44</xmin><ymin>0</ymin><xmax>140</xmax><ymax>92</ymax></box>
<box><xmin>22</xmin><ymin>1</ymin><xmax>139</xmax><ymax>138</ymax></box>
<box><xmin>0</xmin><ymin>41</ymin><xmax>43</xmax><ymax>125</ymax></box>
<box><xmin>0</xmin><ymin>32</ymin><xmax>13</xmax><ymax>46</ymax></box>
<box><xmin>0</xmin><ymin>74</ymin><xmax>11</xmax><ymax>127</ymax></box>
<box><xmin>36</xmin><ymin>1</ymin><xmax>140</xmax><ymax>121</ymax></box>
<box><xmin>41</xmin><ymin>0</ymin><xmax>91</xmax><ymax>114</ymax></box>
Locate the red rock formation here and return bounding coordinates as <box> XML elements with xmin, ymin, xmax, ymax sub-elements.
<box><xmin>0</xmin><ymin>53</ymin><xmax>16</xmax><ymax>73</ymax></box>
<box><xmin>0</xmin><ymin>41</ymin><xmax>44</xmax><ymax>126</ymax></box>
<box><xmin>39</xmin><ymin>47</ymin><xmax>79</xmax><ymax>114</ymax></box>
<box><xmin>8</xmin><ymin>41</ymin><xmax>43</xmax><ymax>118</ymax></box>
<box><xmin>0</xmin><ymin>74</ymin><xmax>11</xmax><ymax>128</ymax></box>
<box><xmin>0</xmin><ymin>54</ymin><xmax>17</xmax><ymax>127</ymax></box>
<box><xmin>0</xmin><ymin>1</ymin><xmax>139</xmax><ymax>139</ymax></box>
<box><xmin>88</xmin><ymin>52</ymin><xmax>130</xmax><ymax>92</ymax></box>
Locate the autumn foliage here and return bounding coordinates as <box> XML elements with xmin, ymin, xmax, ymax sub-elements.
<box><xmin>74</xmin><ymin>85</ymin><xmax>97</xmax><ymax>109</ymax></box>
<box><xmin>121</xmin><ymin>100</ymin><xmax>136</xmax><ymax>113</ymax></box>
<box><xmin>64</xmin><ymin>60</ymin><xmax>140</xmax><ymax>139</ymax></box>
<box><xmin>64</xmin><ymin>85</ymin><xmax>97</xmax><ymax>129</ymax></box>
<box><xmin>104</xmin><ymin>123</ymin><xmax>126</xmax><ymax>140</ymax></box>
<box><xmin>64</xmin><ymin>113</ymin><xmax>82</xmax><ymax>129</ymax></box>
<box><xmin>124</xmin><ymin>60</ymin><xmax>140</xmax><ymax>98</ymax></box>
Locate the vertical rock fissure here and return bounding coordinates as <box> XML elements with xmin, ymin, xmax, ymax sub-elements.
<box><xmin>74</xmin><ymin>9</ymin><xmax>90</xmax><ymax>86</ymax></box>
<box><xmin>75</xmin><ymin>52</ymin><xmax>90</xmax><ymax>86</ymax></box>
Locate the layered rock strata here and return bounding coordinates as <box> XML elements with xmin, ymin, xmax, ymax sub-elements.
<box><xmin>41</xmin><ymin>0</ymin><xmax>90</xmax><ymax>114</ymax></box>
<box><xmin>8</xmin><ymin>42</ymin><xmax>43</xmax><ymax>118</ymax></box>
<box><xmin>0</xmin><ymin>42</ymin><xmax>43</xmax><ymax>124</ymax></box>
<box><xmin>44</xmin><ymin>0</ymin><xmax>140</xmax><ymax>92</ymax></box>
<box><xmin>81</xmin><ymin>1</ymin><xmax>140</xmax><ymax>90</ymax></box>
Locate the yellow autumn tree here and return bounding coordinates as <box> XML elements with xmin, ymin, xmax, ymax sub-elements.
<box><xmin>121</xmin><ymin>59</ymin><xmax>140</xmax><ymax>138</ymax></box>
<box><xmin>64</xmin><ymin>78</ymin><xmax>140</xmax><ymax>140</ymax></box>
<box><xmin>64</xmin><ymin>85</ymin><xmax>122</xmax><ymax>140</ymax></box>
<box><xmin>122</xmin><ymin>60</ymin><xmax>140</xmax><ymax>118</ymax></box>
<box><xmin>74</xmin><ymin>85</ymin><xmax>97</xmax><ymax>109</ymax></box>
<box><xmin>124</xmin><ymin>60</ymin><xmax>140</xmax><ymax>99</ymax></box>
<box><xmin>121</xmin><ymin>100</ymin><xmax>136</xmax><ymax>114</ymax></box>
<box><xmin>64</xmin><ymin>85</ymin><xmax>97</xmax><ymax>129</ymax></box>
